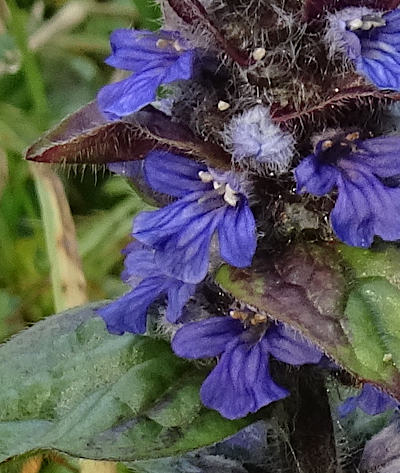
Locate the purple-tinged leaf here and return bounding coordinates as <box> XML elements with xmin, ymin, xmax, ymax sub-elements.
<box><xmin>25</xmin><ymin>101</ymin><xmax>231</xmax><ymax>170</ymax></box>
<box><xmin>215</xmin><ymin>243</ymin><xmax>400</xmax><ymax>400</ymax></box>
<box><xmin>271</xmin><ymin>75</ymin><xmax>400</xmax><ymax>125</ymax></box>
<box><xmin>165</xmin><ymin>0</ymin><xmax>255</xmax><ymax>67</ymax></box>
<box><xmin>303</xmin><ymin>0</ymin><xmax>400</xmax><ymax>22</ymax></box>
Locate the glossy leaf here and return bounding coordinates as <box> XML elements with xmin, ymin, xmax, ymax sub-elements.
<box><xmin>215</xmin><ymin>243</ymin><xmax>400</xmax><ymax>399</ymax></box>
<box><xmin>25</xmin><ymin>102</ymin><xmax>231</xmax><ymax>170</ymax></box>
<box><xmin>0</xmin><ymin>303</ymin><xmax>250</xmax><ymax>463</ymax></box>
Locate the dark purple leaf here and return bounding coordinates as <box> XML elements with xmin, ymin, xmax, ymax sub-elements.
<box><xmin>271</xmin><ymin>75</ymin><xmax>400</xmax><ymax>125</ymax></box>
<box><xmin>215</xmin><ymin>243</ymin><xmax>400</xmax><ymax>400</ymax></box>
<box><xmin>25</xmin><ymin>102</ymin><xmax>231</xmax><ymax>170</ymax></box>
<box><xmin>166</xmin><ymin>0</ymin><xmax>255</xmax><ymax>67</ymax></box>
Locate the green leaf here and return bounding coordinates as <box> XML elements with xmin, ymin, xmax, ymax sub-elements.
<box><xmin>351</xmin><ymin>278</ymin><xmax>400</xmax><ymax>368</ymax></box>
<box><xmin>0</xmin><ymin>303</ymin><xmax>249</xmax><ymax>463</ymax></box>
<box><xmin>215</xmin><ymin>243</ymin><xmax>400</xmax><ymax>400</ymax></box>
<box><xmin>338</xmin><ymin>243</ymin><xmax>400</xmax><ymax>290</ymax></box>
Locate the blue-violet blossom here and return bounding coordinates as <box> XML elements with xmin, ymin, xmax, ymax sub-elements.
<box><xmin>172</xmin><ymin>315</ymin><xmax>322</xmax><ymax>419</ymax></box>
<box><xmin>97</xmin><ymin>242</ymin><xmax>196</xmax><ymax>334</ymax></box>
<box><xmin>133</xmin><ymin>151</ymin><xmax>257</xmax><ymax>284</ymax></box>
<box><xmin>97</xmin><ymin>29</ymin><xmax>195</xmax><ymax>118</ymax></box>
<box><xmin>295</xmin><ymin>133</ymin><xmax>400</xmax><ymax>247</ymax></box>
<box><xmin>339</xmin><ymin>383</ymin><xmax>398</xmax><ymax>417</ymax></box>
<box><xmin>326</xmin><ymin>7</ymin><xmax>400</xmax><ymax>90</ymax></box>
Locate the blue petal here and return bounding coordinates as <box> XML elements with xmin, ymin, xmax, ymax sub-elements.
<box><xmin>108</xmin><ymin>161</ymin><xmax>144</xmax><ymax>179</ymax></box>
<box><xmin>97</xmin><ymin>276</ymin><xmax>167</xmax><ymax>334</ymax></box>
<box><xmin>172</xmin><ymin>317</ymin><xmax>243</xmax><ymax>358</ymax></box>
<box><xmin>200</xmin><ymin>340</ymin><xmax>289</xmax><ymax>419</ymax></box>
<box><xmin>133</xmin><ymin>194</ymin><xmax>223</xmax><ymax>283</ymax></box>
<box><xmin>133</xmin><ymin>191</ymin><xmax>208</xmax><ymax>246</ymax></box>
<box><xmin>295</xmin><ymin>154</ymin><xmax>339</xmax><ymax>196</ymax></box>
<box><xmin>331</xmin><ymin>170</ymin><xmax>400</xmax><ymax>247</ymax></box>
<box><xmin>357</xmin><ymin>10</ymin><xmax>400</xmax><ymax>90</ymax></box>
<box><xmin>154</xmin><ymin>209</ymin><xmax>220</xmax><ymax>283</ymax></box>
<box><xmin>357</xmin><ymin>384</ymin><xmax>397</xmax><ymax>416</ymax></box>
<box><xmin>122</xmin><ymin>243</ymin><xmax>159</xmax><ymax>282</ymax></box>
<box><xmin>339</xmin><ymin>384</ymin><xmax>397</xmax><ymax>417</ymax></box>
<box><xmin>218</xmin><ymin>198</ymin><xmax>256</xmax><ymax>268</ymax></box>
<box><xmin>266</xmin><ymin>323</ymin><xmax>322</xmax><ymax>366</ymax></box>
<box><xmin>338</xmin><ymin>395</ymin><xmax>359</xmax><ymax>418</ymax></box>
<box><xmin>144</xmin><ymin>151</ymin><xmax>208</xmax><ymax>197</ymax></box>
<box><xmin>355</xmin><ymin>136</ymin><xmax>400</xmax><ymax>178</ymax></box>
<box><xmin>105</xmin><ymin>29</ymin><xmax>180</xmax><ymax>71</ymax></box>
<box><xmin>162</xmin><ymin>50</ymin><xmax>195</xmax><ymax>83</ymax></box>
<box><xmin>166</xmin><ymin>281</ymin><xmax>196</xmax><ymax>323</ymax></box>
<box><xmin>97</xmin><ymin>69</ymin><xmax>161</xmax><ymax>117</ymax></box>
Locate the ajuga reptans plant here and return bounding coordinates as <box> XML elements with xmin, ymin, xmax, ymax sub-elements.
<box><xmin>26</xmin><ymin>0</ymin><xmax>400</xmax><ymax>470</ymax></box>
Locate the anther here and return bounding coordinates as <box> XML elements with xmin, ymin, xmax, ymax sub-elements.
<box><xmin>345</xmin><ymin>132</ymin><xmax>360</xmax><ymax>142</ymax></box>
<box><xmin>173</xmin><ymin>39</ymin><xmax>184</xmax><ymax>52</ymax></box>
<box><xmin>218</xmin><ymin>100</ymin><xmax>230</xmax><ymax>111</ymax></box>
<box><xmin>347</xmin><ymin>14</ymin><xmax>386</xmax><ymax>31</ymax></box>
<box><xmin>321</xmin><ymin>140</ymin><xmax>333</xmax><ymax>151</ymax></box>
<box><xmin>198</xmin><ymin>170</ymin><xmax>213</xmax><ymax>183</ymax></box>
<box><xmin>250</xmin><ymin>313</ymin><xmax>268</xmax><ymax>325</ymax></box>
<box><xmin>224</xmin><ymin>183</ymin><xmax>239</xmax><ymax>207</ymax></box>
<box><xmin>252</xmin><ymin>47</ymin><xmax>266</xmax><ymax>61</ymax></box>
<box><xmin>213</xmin><ymin>181</ymin><xmax>226</xmax><ymax>195</ymax></box>
<box><xmin>156</xmin><ymin>39</ymin><xmax>170</xmax><ymax>49</ymax></box>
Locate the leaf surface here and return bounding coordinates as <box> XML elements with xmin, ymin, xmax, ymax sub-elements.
<box><xmin>215</xmin><ymin>243</ymin><xmax>400</xmax><ymax>399</ymax></box>
<box><xmin>25</xmin><ymin>102</ymin><xmax>230</xmax><ymax>170</ymax></box>
<box><xmin>0</xmin><ymin>303</ymin><xmax>249</xmax><ymax>463</ymax></box>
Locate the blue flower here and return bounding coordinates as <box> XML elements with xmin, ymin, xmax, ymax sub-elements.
<box><xmin>295</xmin><ymin>133</ymin><xmax>400</xmax><ymax>247</ymax></box>
<box><xmin>97</xmin><ymin>29</ymin><xmax>195</xmax><ymax>118</ymax></box>
<box><xmin>97</xmin><ymin>242</ymin><xmax>196</xmax><ymax>334</ymax></box>
<box><xmin>172</xmin><ymin>315</ymin><xmax>322</xmax><ymax>419</ymax></box>
<box><xmin>132</xmin><ymin>151</ymin><xmax>257</xmax><ymax>284</ymax></box>
<box><xmin>224</xmin><ymin>105</ymin><xmax>295</xmax><ymax>173</ymax></box>
<box><xmin>326</xmin><ymin>7</ymin><xmax>400</xmax><ymax>90</ymax></box>
<box><xmin>339</xmin><ymin>383</ymin><xmax>398</xmax><ymax>417</ymax></box>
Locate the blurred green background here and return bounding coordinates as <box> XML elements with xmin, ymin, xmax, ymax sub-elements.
<box><xmin>0</xmin><ymin>0</ymin><xmax>160</xmax><ymax>471</ymax></box>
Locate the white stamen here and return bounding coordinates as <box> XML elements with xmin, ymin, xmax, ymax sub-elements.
<box><xmin>198</xmin><ymin>170</ymin><xmax>213</xmax><ymax>183</ymax></box>
<box><xmin>173</xmin><ymin>39</ymin><xmax>184</xmax><ymax>52</ymax></box>
<box><xmin>218</xmin><ymin>100</ymin><xmax>230</xmax><ymax>111</ymax></box>
<box><xmin>252</xmin><ymin>47</ymin><xmax>266</xmax><ymax>61</ymax></box>
<box><xmin>347</xmin><ymin>14</ymin><xmax>386</xmax><ymax>31</ymax></box>
<box><xmin>213</xmin><ymin>180</ymin><xmax>226</xmax><ymax>195</ymax></box>
<box><xmin>224</xmin><ymin>183</ymin><xmax>239</xmax><ymax>207</ymax></box>
<box><xmin>156</xmin><ymin>39</ymin><xmax>170</xmax><ymax>49</ymax></box>
<box><xmin>347</xmin><ymin>18</ymin><xmax>363</xmax><ymax>30</ymax></box>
